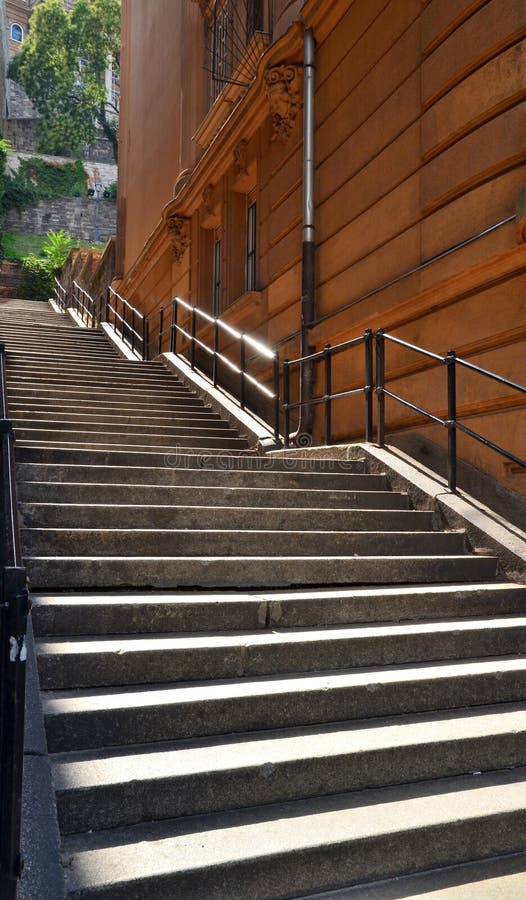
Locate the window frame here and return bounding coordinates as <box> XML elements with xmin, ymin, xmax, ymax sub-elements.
<box><xmin>10</xmin><ymin>23</ymin><xmax>23</xmax><ymax>43</ymax></box>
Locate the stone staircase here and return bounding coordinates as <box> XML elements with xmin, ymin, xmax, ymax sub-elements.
<box><xmin>2</xmin><ymin>299</ymin><xmax>526</xmax><ymax>897</ymax></box>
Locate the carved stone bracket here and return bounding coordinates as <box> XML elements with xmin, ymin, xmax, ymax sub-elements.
<box><xmin>166</xmin><ymin>215</ymin><xmax>190</xmax><ymax>263</ymax></box>
<box><xmin>233</xmin><ymin>139</ymin><xmax>248</xmax><ymax>177</ymax></box>
<box><xmin>265</xmin><ymin>64</ymin><xmax>302</xmax><ymax>143</ymax></box>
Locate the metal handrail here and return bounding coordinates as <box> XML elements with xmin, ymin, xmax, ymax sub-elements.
<box><xmin>376</xmin><ymin>330</ymin><xmax>526</xmax><ymax>491</ymax></box>
<box><xmin>0</xmin><ymin>344</ymin><xmax>29</xmax><ymax>900</ymax></box>
<box><xmin>72</xmin><ymin>280</ymin><xmax>98</xmax><ymax>328</ymax></box>
<box><xmin>282</xmin><ymin>330</ymin><xmax>374</xmax><ymax>446</ymax></box>
<box><xmin>53</xmin><ymin>277</ymin><xmax>67</xmax><ymax>312</ymax></box>
<box><xmin>106</xmin><ymin>286</ymin><xmax>147</xmax><ymax>358</ymax></box>
<box><xmin>148</xmin><ymin>295</ymin><xmax>280</xmax><ymax>442</ymax></box>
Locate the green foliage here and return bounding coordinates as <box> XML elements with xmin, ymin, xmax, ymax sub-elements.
<box><xmin>107</xmin><ymin>181</ymin><xmax>117</xmax><ymax>202</ymax></box>
<box><xmin>8</xmin><ymin>0</ymin><xmax>120</xmax><ymax>161</ymax></box>
<box><xmin>41</xmin><ymin>229</ymin><xmax>75</xmax><ymax>271</ymax></box>
<box><xmin>18</xmin><ymin>157</ymin><xmax>87</xmax><ymax>199</ymax></box>
<box><xmin>1</xmin><ymin>233</ymin><xmax>48</xmax><ymax>260</ymax></box>
<box><xmin>20</xmin><ymin>255</ymin><xmax>54</xmax><ymax>302</ymax></box>
<box><xmin>19</xmin><ymin>228</ymin><xmax>75</xmax><ymax>301</ymax></box>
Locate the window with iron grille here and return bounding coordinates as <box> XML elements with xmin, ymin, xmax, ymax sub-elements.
<box><xmin>207</xmin><ymin>0</ymin><xmax>267</xmax><ymax>104</ymax></box>
<box><xmin>245</xmin><ymin>199</ymin><xmax>257</xmax><ymax>292</ymax></box>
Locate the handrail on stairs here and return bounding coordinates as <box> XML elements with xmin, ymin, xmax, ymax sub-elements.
<box><xmin>97</xmin><ymin>286</ymin><xmax>526</xmax><ymax>486</ymax></box>
<box><xmin>0</xmin><ymin>343</ymin><xmax>29</xmax><ymax>900</ymax></box>
<box><xmin>148</xmin><ymin>296</ymin><xmax>281</xmax><ymax>443</ymax></box>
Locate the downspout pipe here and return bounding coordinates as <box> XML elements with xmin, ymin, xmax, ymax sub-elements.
<box><xmin>295</xmin><ymin>25</ymin><xmax>316</xmax><ymax>441</ymax></box>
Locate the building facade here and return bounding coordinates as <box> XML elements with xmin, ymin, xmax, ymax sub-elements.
<box><xmin>115</xmin><ymin>0</ymin><xmax>526</xmax><ymax>496</ymax></box>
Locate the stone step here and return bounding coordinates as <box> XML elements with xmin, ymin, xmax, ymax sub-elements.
<box><xmin>7</xmin><ymin>360</ymin><xmax>170</xmax><ymax>375</ymax></box>
<box><xmin>42</xmin><ymin>656</ymin><xmax>526</xmax><ymax>753</ymax></box>
<box><xmin>9</xmin><ymin>373</ymin><xmax>191</xmax><ymax>390</ymax></box>
<box><xmin>16</xmin><ymin>462</ymin><xmax>387</xmax><ymax>489</ymax></box>
<box><xmin>57</xmin><ymin>767</ymin><xmax>526</xmax><ymax>899</ymax></box>
<box><xmin>302</xmin><ymin>851</ymin><xmax>526</xmax><ymax>899</ymax></box>
<box><xmin>36</xmin><ymin>616</ymin><xmax>526</xmax><ymax>689</ymax></box>
<box><xmin>50</xmin><ymin>702</ymin><xmax>526</xmax><ymax>834</ymax></box>
<box><xmin>14</xmin><ymin>420</ymin><xmax>243</xmax><ymax>440</ymax></box>
<box><xmin>31</xmin><ymin>583</ymin><xmax>526</xmax><ymax>635</ymax></box>
<box><xmin>19</xmin><ymin>480</ymin><xmax>407</xmax><ymax>510</ymax></box>
<box><xmin>22</xmin><ymin>527</ymin><xmax>468</xmax><ymax>559</ymax></box>
<box><xmin>9</xmin><ymin>407</ymin><xmax>226</xmax><ymax>426</ymax></box>
<box><xmin>25</xmin><ymin>553</ymin><xmax>497</xmax><ymax>591</ymax></box>
<box><xmin>18</xmin><ymin>439</ymin><xmax>252</xmax><ymax>455</ymax></box>
<box><xmin>20</xmin><ymin>503</ymin><xmax>432</xmax><ymax>532</ymax></box>
<box><xmin>7</xmin><ymin>349</ymin><xmax>124</xmax><ymax>363</ymax></box>
<box><xmin>8</xmin><ymin>384</ymin><xmax>202</xmax><ymax>405</ymax></box>
<box><xmin>10</xmin><ymin>396</ymin><xmax>214</xmax><ymax>414</ymax></box>
<box><xmin>15</xmin><ymin>446</ymin><xmax>365</xmax><ymax>473</ymax></box>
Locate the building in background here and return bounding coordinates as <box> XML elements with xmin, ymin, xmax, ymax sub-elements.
<box><xmin>2</xmin><ymin>0</ymin><xmax>119</xmax><ymax>160</ymax></box>
<box><xmin>114</xmin><ymin>0</ymin><xmax>525</xmax><ymax>497</ymax></box>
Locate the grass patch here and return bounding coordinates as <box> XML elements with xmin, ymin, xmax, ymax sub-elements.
<box><xmin>2</xmin><ymin>232</ymin><xmax>106</xmax><ymax>260</ymax></box>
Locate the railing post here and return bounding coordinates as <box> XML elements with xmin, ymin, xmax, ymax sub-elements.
<box><xmin>240</xmin><ymin>335</ymin><xmax>246</xmax><ymax>410</ymax></box>
<box><xmin>283</xmin><ymin>359</ymin><xmax>290</xmax><ymax>447</ymax></box>
<box><xmin>142</xmin><ymin>316</ymin><xmax>149</xmax><ymax>361</ymax></box>
<box><xmin>105</xmin><ymin>287</ymin><xmax>110</xmax><ymax>323</ymax></box>
<box><xmin>364</xmin><ymin>328</ymin><xmax>373</xmax><ymax>442</ymax></box>
<box><xmin>170</xmin><ymin>301</ymin><xmax>177</xmax><ymax>354</ymax></box>
<box><xmin>0</xmin><ymin>566</ymin><xmax>29</xmax><ymax>900</ymax></box>
<box><xmin>121</xmin><ymin>296</ymin><xmax>126</xmax><ymax>341</ymax></box>
<box><xmin>376</xmin><ymin>329</ymin><xmax>385</xmax><ymax>446</ymax></box>
<box><xmin>273</xmin><ymin>351</ymin><xmax>280</xmax><ymax>443</ymax></box>
<box><xmin>190</xmin><ymin>307</ymin><xmax>196</xmax><ymax>369</ymax></box>
<box><xmin>446</xmin><ymin>350</ymin><xmax>457</xmax><ymax>492</ymax></box>
<box><xmin>131</xmin><ymin>308</ymin><xmax>136</xmax><ymax>355</ymax></box>
<box><xmin>158</xmin><ymin>307</ymin><xmax>164</xmax><ymax>357</ymax></box>
<box><xmin>212</xmin><ymin>320</ymin><xmax>219</xmax><ymax>387</ymax></box>
<box><xmin>324</xmin><ymin>343</ymin><xmax>332</xmax><ymax>445</ymax></box>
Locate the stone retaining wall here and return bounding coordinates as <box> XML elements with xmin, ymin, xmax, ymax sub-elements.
<box><xmin>5</xmin><ymin>196</ymin><xmax>117</xmax><ymax>242</ymax></box>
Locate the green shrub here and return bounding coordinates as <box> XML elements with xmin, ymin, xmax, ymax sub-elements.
<box><xmin>107</xmin><ymin>181</ymin><xmax>117</xmax><ymax>202</ymax></box>
<box><xmin>20</xmin><ymin>256</ymin><xmax>54</xmax><ymax>302</ymax></box>
<box><xmin>41</xmin><ymin>229</ymin><xmax>74</xmax><ymax>272</ymax></box>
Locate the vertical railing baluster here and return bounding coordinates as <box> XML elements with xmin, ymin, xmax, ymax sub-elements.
<box><xmin>376</xmin><ymin>329</ymin><xmax>385</xmax><ymax>446</ymax></box>
<box><xmin>131</xmin><ymin>308</ymin><xmax>136</xmax><ymax>355</ymax></box>
<box><xmin>190</xmin><ymin>307</ymin><xmax>196</xmax><ymax>369</ymax></box>
<box><xmin>142</xmin><ymin>316</ymin><xmax>149</xmax><ymax>361</ymax></box>
<box><xmin>212</xmin><ymin>320</ymin><xmax>219</xmax><ymax>387</ymax></box>
<box><xmin>283</xmin><ymin>359</ymin><xmax>290</xmax><ymax>447</ymax></box>
<box><xmin>364</xmin><ymin>328</ymin><xmax>373</xmax><ymax>442</ymax></box>
<box><xmin>240</xmin><ymin>335</ymin><xmax>246</xmax><ymax>410</ymax></box>
<box><xmin>273</xmin><ymin>351</ymin><xmax>280</xmax><ymax>443</ymax></box>
<box><xmin>170</xmin><ymin>301</ymin><xmax>176</xmax><ymax>353</ymax></box>
<box><xmin>105</xmin><ymin>287</ymin><xmax>110</xmax><ymax>324</ymax></box>
<box><xmin>158</xmin><ymin>307</ymin><xmax>164</xmax><ymax>356</ymax></box>
<box><xmin>446</xmin><ymin>350</ymin><xmax>457</xmax><ymax>492</ymax></box>
<box><xmin>324</xmin><ymin>343</ymin><xmax>332</xmax><ymax>445</ymax></box>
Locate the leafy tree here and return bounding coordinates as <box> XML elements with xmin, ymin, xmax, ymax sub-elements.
<box><xmin>8</xmin><ymin>0</ymin><xmax>120</xmax><ymax>161</ymax></box>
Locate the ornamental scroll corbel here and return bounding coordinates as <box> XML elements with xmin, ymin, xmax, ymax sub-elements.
<box><xmin>265</xmin><ymin>64</ymin><xmax>302</xmax><ymax>143</ymax></box>
<box><xmin>166</xmin><ymin>215</ymin><xmax>190</xmax><ymax>263</ymax></box>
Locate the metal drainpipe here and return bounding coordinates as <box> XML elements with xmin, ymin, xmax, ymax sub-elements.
<box><xmin>295</xmin><ymin>25</ymin><xmax>316</xmax><ymax>442</ymax></box>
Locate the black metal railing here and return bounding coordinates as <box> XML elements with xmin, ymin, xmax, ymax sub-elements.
<box><xmin>375</xmin><ymin>330</ymin><xmax>526</xmax><ymax>491</ymax></box>
<box><xmin>0</xmin><ymin>344</ymin><xmax>29</xmax><ymax>900</ymax></box>
<box><xmin>282</xmin><ymin>330</ymin><xmax>374</xmax><ymax>447</ymax></box>
<box><xmin>72</xmin><ymin>280</ymin><xmax>99</xmax><ymax>328</ymax></box>
<box><xmin>106</xmin><ymin>286</ymin><xmax>148</xmax><ymax>358</ymax></box>
<box><xmin>53</xmin><ymin>277</ymin><xmax>67</xmax><ymax>312</ymax></box>
<box><xmin>147</xmin><ymin>296</ymin><xmax>280</xmax><ymax>442</ymax></box>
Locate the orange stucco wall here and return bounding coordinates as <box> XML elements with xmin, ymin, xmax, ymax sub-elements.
<box><xmin>117</xmin><ymin>0</ymin><xmax>526</xmax><ymax>495</ymax></box>
<box><xmin>117</xmin><ymin>0</ymin><xmax>207</xmax><ymax>274</ymax></box>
